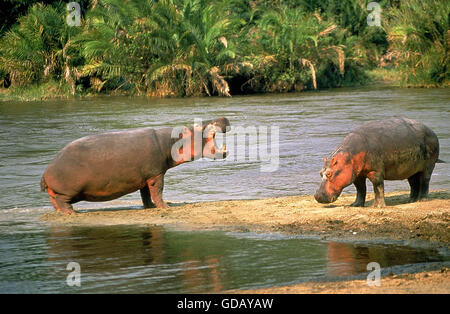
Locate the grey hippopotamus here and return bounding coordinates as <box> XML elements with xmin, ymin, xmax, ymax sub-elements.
<box><xmin>314</xmin><ymin>117</ymin><xmax>443</xmax><ymax>207</ymax></box>
<box><xmin>41</xmin><ymin>117</ymin><xmax>230</xmax><ymax>214</ymax></box>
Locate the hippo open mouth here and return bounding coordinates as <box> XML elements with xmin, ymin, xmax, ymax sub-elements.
<box><xmin>201</xmin><ymin>119</ymin><xmax>230</xmax><ymax>160</ymax></box>
<box><xmin>210</xmin><ymin>128</ymin><xmax>228</xmax><ymax>159</ymax></box>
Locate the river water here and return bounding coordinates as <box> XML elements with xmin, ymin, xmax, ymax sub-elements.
<box><xmin>0</xmin><ymin>86</ymin><xmax>449</xmax><ymax>293</ymax></box>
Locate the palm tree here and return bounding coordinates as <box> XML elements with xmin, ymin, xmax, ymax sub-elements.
<box><xmin>244</xmin><ymin>5</ymin><xmax>352</xmax><ymax>92</ymax></box>
<box><xmin>77</xmin><ymin>0</ymin><xmax>242</xmax><ymax>96</ymax></box>
<box><xmin>75</xmin><ymin>0</ymin><xmax>154</xmax><ymax>93</ymax></box>
<box><xmin>144</xmin><ymin>0</ymin><xmax>243</xmax><ymax>97</ymax></box>
<box><xmin>0</xmin><ymin>3</ymin><xmax>81</xmax><ymax>93</ymax></box>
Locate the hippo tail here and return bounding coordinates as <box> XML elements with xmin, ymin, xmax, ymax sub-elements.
<box><xmin>437</xmin><ymin>159</ymin><xmax>446</xmax><ymax>163</ymax></box>
<box><xmin>40</xmin><ymin>176</ymin><xmax>48</xmax><ymax>192</ymax></box>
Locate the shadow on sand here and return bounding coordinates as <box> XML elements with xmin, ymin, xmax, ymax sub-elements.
<box><xmin>74</xmin><ymin>201</ymin><xmax>193</xmax><ymax>214</ymax></box>
<box><xmin>323</xmin><ymin>190</ymin><xmax>449</xmax><ymax>208</ymax></box>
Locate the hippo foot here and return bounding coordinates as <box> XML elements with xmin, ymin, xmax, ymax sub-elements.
<box><xmin>372</xmin><ymin>201</ymin><xmax>386</xmax><ymax>208</ymax></box>
<box><xmin>349</xmin><ymin>201</ymin><xmax>365</xmax><ymax>207</ymax></box>
<box><xmin>58</xmin><ymin>208</ymin><xmax>76</xmax><ymax>215</ymax></box>
<box><xmin>143</xmin><ymin>203</ymin><xmax>156</xmax><ymax>209</ymax></box>
<box><xmin>155</xmin><ymin>202</ymin><xmax>169</xmax><ymax>209</ymax></box>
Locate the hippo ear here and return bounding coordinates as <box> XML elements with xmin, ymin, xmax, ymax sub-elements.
<box><xmin>217</xmin><ymin>117</ymin><xmax>230</xmax><ymax>131</ymax></box>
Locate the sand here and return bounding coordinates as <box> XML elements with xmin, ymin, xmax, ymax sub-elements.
<box><xmin>235</xmin><ymin>268</ymin><xmax>450</xmax><ymax>294</ymax></box>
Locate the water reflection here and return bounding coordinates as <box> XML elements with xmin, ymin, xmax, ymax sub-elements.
<box><xmin>325</xmin><ymin>241</ymin><xmax>442</xmax><ymax>277</ymax></box>
<box><xmin>46</xmin><ymin>225</ymin><xmax>228</xmax><ymax>293</ymax></box>
<box><xmin>42</xmin><ymin>225</ymin><xmax>446</xmax><ymax>293</ymax></box>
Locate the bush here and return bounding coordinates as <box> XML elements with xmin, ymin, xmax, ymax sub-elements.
<box><xmin>384</xmin><ymin>0</ymin><xmax>449</xmax><ymax>86</ymax></box>
<box><xmin>0</xmin><ymin>0</ymin><xmax>445</xmax><ymax>99</ymax></box>
<box><xmin>0</xmin><ymin>3</ymin><xmax>82</xmax><ymax>93</ymax></box>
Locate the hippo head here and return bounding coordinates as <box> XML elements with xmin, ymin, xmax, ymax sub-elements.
<box><xmin>172</xmin><ymin>117</ymin><xmax>230</xmax><ymax>164</ymax></box>
<box><xmin>314</xmin><ymin>152</ymin><xmax>355</xmax><ymax>204</ymax></box>
<box><xmin>199</xmin><ymin>117</ymin><xmax>230</xmax><ymax>159</ymax></box>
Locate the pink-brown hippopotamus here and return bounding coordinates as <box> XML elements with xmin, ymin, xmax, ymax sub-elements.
<box><xmin>314</xmin><ymin>117</ymin><xmax>443</xmax><ymax>207</ymax></box>
<box><xmin>41</xmin><ymin>117</ymin><xmax>230</xmax><ymax>214</ymax></box>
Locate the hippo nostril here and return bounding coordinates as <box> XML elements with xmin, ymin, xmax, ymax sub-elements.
<box><xmin>314</xmin><ymin>191</ymin><xmax>334</xmax><ymax>204</ymax></box>
<box><xmin>314</xmin><ymin>192</ymin><xmax>326</xmax><ymax>203</ymax></box>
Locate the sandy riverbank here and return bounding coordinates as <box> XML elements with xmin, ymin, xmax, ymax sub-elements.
<box><xmin>42</xmin><ymin>190</ymin><xmax>450</xmax><ymax>244</ymax></box>
<box><xmin>234</xmin><ymin>267</ymin><xmax>449</xmax><ymax>294</ymax></box>
<box><xmin>41</xmin><ymin>190</ymin><xmax>450</xmax><ymax>293</ymax></box>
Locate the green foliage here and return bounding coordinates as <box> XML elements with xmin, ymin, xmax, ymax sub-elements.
<box><xmin>385</xmin><ymin>0</ymin><xmax>449</xmax><ymax>86</ymax></box>
<box><xmin>0</xmin><ymin>0</ymin><xmax>81</xmax><ymax>36</ymax></box>
<box><xmin>1</xmin><ymin>80</ymin><xmax>76</xmax><ymax>101</ymax></box>
<box><xmin>76</xmin><ymin>0</ymin><xmax>243</xmax><ymax>96</ymax></box>
<box><xmin>0</xmin><ymin>3</ymin><xmax>82</xmax><ymax>93</ymax></box>
<box><xmin>141</xmin><ymin>0</ymin><xmax>243</xmax><ymax>96</ymax></box>
<box><xmin>297</xmin><ymin>0</ymin><xmax>390</xmax><ymax>67</ymax></box>
<box><xmin>0</xmin><ymin>0</ymin><xmax>447</xmax><ymax>99</ymax></box>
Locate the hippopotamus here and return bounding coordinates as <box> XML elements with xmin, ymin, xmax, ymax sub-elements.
<box><xmin>41</xmin><ymin>117</ymin><xmax>230</xmax><ymax>214</ymax></box>
<box><xmin>314</xmin><ymin>117</ymin><xmax>443</xmax><ymax>207</ymax></box>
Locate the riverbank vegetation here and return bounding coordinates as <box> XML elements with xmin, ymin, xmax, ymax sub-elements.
<box><xmin>0</xmin><ymin>0</ymin><xmax>448</xmax><ymax>100</ymax></box>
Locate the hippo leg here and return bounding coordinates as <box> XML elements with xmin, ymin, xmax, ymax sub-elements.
<box><xmin>407</xmin><ymin>172</ymin><xmax>422</xmax><ymax>202</ymax></box>
<box><xmin>350</xmin><ymin>177</ymin><xmax>366</xmax><ymax>207</ymax></box>
<box><xmin>147</xmin><ymin>174</ymin><xmax>169</xmax><ymax>208</ymax></box>
<box><xmin>140</xmin><ymin>185</ymin><xmax>156</xmax><ymax>209</ymax></box>
<box><xmin>49</xmin><ymin>194</ymin><xmax>75</xmax><ymax>215</ymax></box>
<box><xmin>49</xmin><ymin>196</ymin><xmax>60</xmax><ymax>212</ymax></box>
<box><xmin>419</xmin><ymin>176</ymin><xmax>431</xmax><ymax>200</ymax></box>
<box><xmin>419</xmin><ymin>165</ymin><xmax>435</xmax><ymax>200</ymax></box>
<box><xmin>368</xmin><ymin>171</ymin><xmax>386</xmax><ymax>208</ymax></box>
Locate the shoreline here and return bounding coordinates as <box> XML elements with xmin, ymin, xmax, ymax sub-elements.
<box><xmin>41</xmin><ymin>190</ymin><xmax>450</xmax><ymax>293</ymax></box>
<box><xmin>2</xmin><ymin>73</ymin><xmax>448</xmax><ymax>103</ymax></box>
<box><xmin>232</xmin><ymin>267</ymin><xmax>449</xmax><ymax>294</ymax></box>
<box><xmin>0</xmin><ymin>78</ymin><xmax>434</xmax><ymax>102</ymax></box>
<box><xmin>3</xmin><ymin>68</ymin><xmax>450</xmax><ymax>103</ymax></box>
<box><xmin>41</xmin><ymin>190</ymin><xmax>450</xmax><ymax>245</ymax></box>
